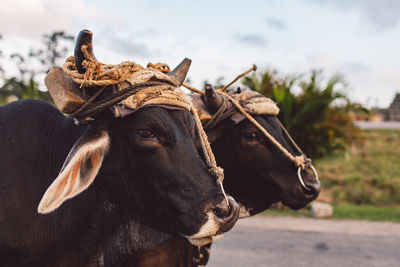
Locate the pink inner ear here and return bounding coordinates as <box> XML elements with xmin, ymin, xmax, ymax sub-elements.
<box><xmin>75</xmin><ymin>149</ymin><xmax>103</xmax><ymax>187</ymax></box>
<box><xmin>91</xmin><ymin>151</ymin><xmax>102</xmax><ymax>174</ymax></box>
<box><xmin>64</xmin><ymin>163</ymin><xmax>80</xmax><ymax>196</ymax></box>
<box><xmin>52</xmin><ymin>171</ymin><xmax>71</xmax><ymax>201</ymax></box>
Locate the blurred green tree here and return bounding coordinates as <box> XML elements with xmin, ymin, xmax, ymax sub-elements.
<box><xmin>0</xmin><ymin>31</ymin><xmax>74</xmax><ymax>104</ymax></box>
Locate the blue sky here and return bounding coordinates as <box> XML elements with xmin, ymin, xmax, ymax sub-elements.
<box><xmin>1</xmin><ymin>0</ymin><xmax>399</xmax><ymax>107</ymax></box>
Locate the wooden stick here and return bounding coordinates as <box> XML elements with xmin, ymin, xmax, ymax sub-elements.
<box><xmin>182</xmin><ymin>83</ymin><xmax>205</xmax><ymax>95</ymax></box>
<box><xmin>221</xmin><ymin>64</ymin><xmax>257</xmax><ymax>92</ymax></box>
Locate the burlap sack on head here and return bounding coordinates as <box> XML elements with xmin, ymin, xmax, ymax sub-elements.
<box><xmin>116</xmin><ymin>68</ymin><xmax>191</xmax><ymax>112</ymax></box>
<box><xmin>46</xmin><ymin>29</ymin><xmax>193</xmax><ymax>119</ymax></box>
<box><xmin>231</xmin><ymin>89</ymin><xmax>279</xmax><ymax>116</ymax></box>
<box><xmin>192</xmin><ymin>88</ymin><xmax>279</xmax><ymax>122</ymax></box>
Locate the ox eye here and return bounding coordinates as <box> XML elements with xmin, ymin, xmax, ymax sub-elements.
<box><xmin>137</xmin><ymin>129</ymin><xmax>156</xmax><ymax>139</ymax></box>
<box><xmin>244</xmin><ymin>132</ymin><xmax>258</xmax><ymax>141</ymax></box>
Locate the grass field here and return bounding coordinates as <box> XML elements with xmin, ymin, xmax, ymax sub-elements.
<box><xmin>315</xmin><ymin>129</ymin><xmax>400</xmax><ymax>206</ymax></box>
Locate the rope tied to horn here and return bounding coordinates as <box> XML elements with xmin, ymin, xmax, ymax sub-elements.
<box><xmin>63</xmin><ymin>45</ymin><xmax>145</xmax><ymax>88</ymax></box>
<box><xmin>147</xmin><ymin>62</ymin><xmax>171</xmax><ymax>73</ymax></box>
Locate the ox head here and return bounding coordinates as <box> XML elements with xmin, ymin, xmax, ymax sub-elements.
<box><xmin>193</xmin><ymin>85</ymin><xmax>320</xmax><ymax>217</ymax></box>
<box><xmin>38</xmin><ymin>30</ymin><xmax>239</xmax><ymax>246</ymax></box>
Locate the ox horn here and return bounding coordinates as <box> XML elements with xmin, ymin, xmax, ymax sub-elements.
<box><xmin>204</xmin><ymin>84</ymin><xmax>224</xmax><ymax>112</ymax></box>
<box><xmin>167</xmin><ymin>58</ymin><xmax>191</xmax><ymax>86</ymax></box>
<box><xmin>74</xmin><ymin>29</ymin><xmax>97</xmax><ymax>74</ymax></box>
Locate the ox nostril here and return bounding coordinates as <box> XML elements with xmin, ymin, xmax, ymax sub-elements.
<box><xmin>305</xmin><ymin>180</ymin><xmax>321</xmax><ymax>196</ymax></box>
<box><xmin>213</xmin><ymin>200</ymin><xmax>231</xmax><ymax>218</ymax></box>
<box><xmin>213</xmin><ymin>196</ymin><xmax>240</xmax><ymax>221</ymax></box>
<box><xmin>213</xmin><ymin>196</ymin><xmax>240</xmax><ymax>234</ymax></box>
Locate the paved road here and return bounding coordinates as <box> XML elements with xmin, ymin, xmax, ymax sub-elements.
<box><xmin>355</xmin><ymin>121</ymin><xmax>400</xmax><ymax>129</ymax></box>
<box><xmin>207</xmin><ymin>215</ymin><xmax>400</xmax><ymax>267</ymax></box>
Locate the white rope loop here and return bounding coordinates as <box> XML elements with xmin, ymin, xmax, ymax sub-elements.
<box><xmin>297</xmin><ymin>165</ymin><xmax>319</xmax><ymax>190</ymax></box>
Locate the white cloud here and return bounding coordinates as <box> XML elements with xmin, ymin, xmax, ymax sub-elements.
<box><xmin>266</xmin><ymin>17</ymin><xmax>287</xmax><ymax>30</ymax></box>
<box><xmin>0</xmin><ymin>0</ymin><xmax>121</xmax><ymax>38</ymax></box>
<box><xmin>233</xmin><ymin>32</ymin><xmax>267</xmax><ymax>47</ymax></box>
<box><xmin>378</xmin><ymin>67</ymin><xmax>400</xmax><ymax>88</ymax></box>
<box><xmin>311</xmin><ymin>0</ymin><xmax>400</xmax><ymax>31</ymax></box>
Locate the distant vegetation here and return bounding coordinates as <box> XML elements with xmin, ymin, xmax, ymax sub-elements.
<box><xmin>0</xmin><ymin>31</ymin><xmax>74</xmax><ymax>104</ymax></box>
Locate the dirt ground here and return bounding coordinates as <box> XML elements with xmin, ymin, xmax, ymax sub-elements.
<box><xmin>207</xmin><ymin>215</ymin><xmax>400</xmax><ymax>267</ymax></box>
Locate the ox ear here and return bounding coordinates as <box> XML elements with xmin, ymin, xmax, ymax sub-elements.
<box><xmin>38</xmin><ymin>123</ymin><xmax>110</xmax><ymax>214</ymax></box>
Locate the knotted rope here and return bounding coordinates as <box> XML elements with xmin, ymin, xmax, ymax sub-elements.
<box><xmin>202</xmin><ymin>95</ymin><xmax>236</xmax><ymax>130</ymax></box>
<box><xmin>191</xmin><ymin>105</ymin><xmax>228</xmax><ymax>203</ymax></box>
<box><xmin>147</xmin><ymin>62</ymin><xmax>170</xmax><ymax>74</ymax></box>
<box><xmin>63</xmin><ymin>45</ymin><xmax>145</xmax><ymax>88</ymax></box>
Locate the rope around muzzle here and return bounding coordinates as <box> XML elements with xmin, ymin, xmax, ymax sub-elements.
<box><xmin>61</xmin><ymin>56</ymin><xmax>230</xmax><ymax>206</ymax></box>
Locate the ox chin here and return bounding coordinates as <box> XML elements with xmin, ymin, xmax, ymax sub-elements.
<box><xmin>183</xmin><ymin>210</ymin><xmax>229</xmax><ymax>246</ymax></box>
<box><xmin>238</xmin><ymin>203</ymin><xmax>253</xmax><ymax>218</ymax></box>
<box><xmin>282</xmin><ymin>199</ymin><xmax>308</xmax><ymax>210</ymax></box>
<box><xmin>184</xmin><ymin>196</ymin><xmax>239</xmax><ymax>245</ymax></box>
<box><xmin>186</xmin><ymin>234</ymin><xmax>224</xmax><ymax>246</ymax></box>
<box><xmin>184</xmin><ymin>211</ymin><xmax>220</xmax><ymax>241</ymax></box>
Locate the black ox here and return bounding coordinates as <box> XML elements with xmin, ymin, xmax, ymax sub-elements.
<box><xmin>0</xmin><ymin>32</ymin><xmax>240</xmax><ymax>266</ymax></box>
<box><xmin>201</xmin><ymin>86</ymin><xmax>321</xmax><ymax>215</ymax></box>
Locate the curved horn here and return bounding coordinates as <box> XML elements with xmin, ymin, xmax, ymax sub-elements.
<box><xmin>74</xmin><ymin>29</ymin><xmax>97</xmax><ymax>74</ymax></box>
<box><xmin>204</xmin><ymin>84</ymin><xmax>224</xmax><ymax>112</ymax></box>
<box><xmin>167</xmin><ymin>58</ymin><xmax>191</xmax><ymax>86</ymax></box>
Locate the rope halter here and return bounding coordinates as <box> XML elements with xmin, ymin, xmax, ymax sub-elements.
<box><xmin>150</xmin><ymin>62</ymin><xmax>319</xmax><ymax>192</ymax></box>
<box><xmin>218</xmin><ymin>89</ymin><xmax>319</xmax><ymax>191</ymax></box>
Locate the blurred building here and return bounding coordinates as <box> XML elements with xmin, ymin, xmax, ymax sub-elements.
<box><xmin>388</xmin><ymin>93</ymin><xmax>400</xmax><ymax>121</ymax></box>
